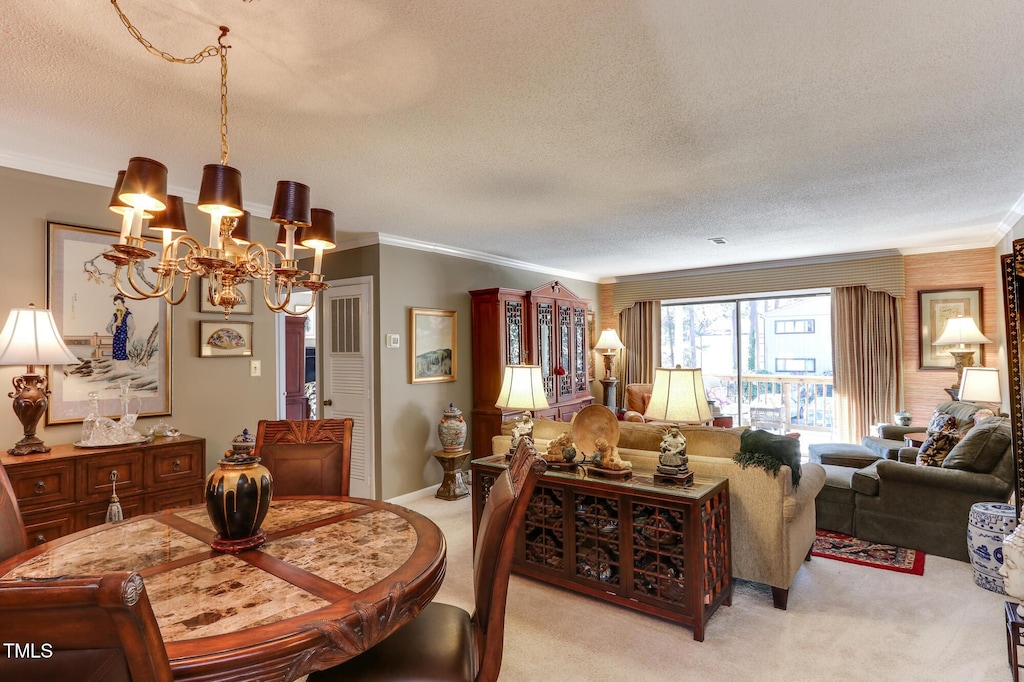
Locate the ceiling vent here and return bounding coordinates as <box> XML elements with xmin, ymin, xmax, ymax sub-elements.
<box><xmin>708</xmin><ymin>237</ymin><xmax>728</xmax><ymax>245</ymax></box>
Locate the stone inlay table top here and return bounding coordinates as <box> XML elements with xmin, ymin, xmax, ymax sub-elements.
<box><xmin>0</xmin><ymin>496</ymin><xmax>447</xmax><ymax>682</ymax></box>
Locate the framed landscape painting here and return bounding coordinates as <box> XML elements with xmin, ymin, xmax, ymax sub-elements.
<box><xmin>410</xmin><ymin>308</ymin><xmax>456</xmax><ymax>383</ymax></box>
<box><xmin>46</xmin><ymin>222</ymin><xmax>172</xmax><ymax>424</ymax></box>
<box><xmin>919</xmin><ymin>287</ymin><xmax>983</xmax><ymax>369</ymax></box>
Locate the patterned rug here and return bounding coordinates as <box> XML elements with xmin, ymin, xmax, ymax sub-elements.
<box><xmin>812</xmin><ymin>530</ymin><xmax>926</xmax><ymax>575</ymax></box>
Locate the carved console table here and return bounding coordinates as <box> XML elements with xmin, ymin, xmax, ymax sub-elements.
<box><xmin>471</xmin><ymin>455</ymin><xmax>731</xmax><ymax>641</ymax></box>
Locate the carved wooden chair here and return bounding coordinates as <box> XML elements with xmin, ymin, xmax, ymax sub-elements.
<box><xmin>308</xmin><ymin>438</ymin><xmax>546</xmax><ymax>682</ymax></box>
<box><xmin>0</xmin><ymin>571</ymin><xmax>172</xmax><ymax>682</ymax></box>
<box><xmin>254</xmin><ymin>418</ymin><xmax>354</xmax><ymax>497</ymax></box>
<box><xmin>0</xmin><ymin>459</ymin><xmax>27</xmax><ymax>562</ymax></box>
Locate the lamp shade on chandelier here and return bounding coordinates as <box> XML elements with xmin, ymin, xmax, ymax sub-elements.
<box><xmin>105</xmin><ymin>2</ymin><xmax>337</xmax><ymax>318</ymax></box>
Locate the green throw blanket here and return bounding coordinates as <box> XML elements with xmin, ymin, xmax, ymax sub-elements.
<box><xmin>732</xmin><ymin>429</ymin><xmax>802</xmax><ymax>487</ymax></box>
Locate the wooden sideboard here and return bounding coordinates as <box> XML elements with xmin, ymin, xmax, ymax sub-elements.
<box><xmin>469</xmin><ymin>280</ymin><xmax>593</xmax><ymax>457</ymax></box>
<box><xmin>471</xmin><ymin>455</ymin><xmax>732</xmax><ymax>641</ymax></box>
<box><xmin>0</xmin><ymin>435</ymin><xmax>205</xmax><ymax>546</ymax></box>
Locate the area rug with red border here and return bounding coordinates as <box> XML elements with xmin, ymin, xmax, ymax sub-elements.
<box><xmin>812</xmin><ymin>529</ymin><xmax>926</xmax><ymax>575</ymax></box>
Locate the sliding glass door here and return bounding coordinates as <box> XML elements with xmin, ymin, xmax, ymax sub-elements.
<box><xmin>662</xmin><ymin>294</ymin><xmax>835</xmax><ymax>437</ymax></box>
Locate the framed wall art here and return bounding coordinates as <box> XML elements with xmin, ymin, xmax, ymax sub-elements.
<box><xmin>918</xmin><ymin>287</ymin><xmax>983</xmax><ymax>369</ymax></box>
<box><xmin>200</xmin><ymin>278</ymin><xmax>254</xmax><ymax>315</ymax></box>
<box><xmin>46</xmin><ymin>222</ymin><xmax>172</xmax><ymax>424</ymax></box>
<box><xmin>199</xmin><ymin>320</ymin><xmax>254</xmax><ymax>357</ymax></box>
<box><xmin>410</xmin><ymin>308</ymin><xmax>456</xmax><ymax>383</ymax></box>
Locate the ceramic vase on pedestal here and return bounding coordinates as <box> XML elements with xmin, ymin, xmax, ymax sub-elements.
<box><xmin>438</xmin><ymin>403</ymin><xmax>468</xmax><ymax>452</ymax></box>
<box><xmin>967</xmin><ymin>502</ymin><xmax>1018</xmax><ymax>593</ymax></box>
<box><xmin>205</xmin><ymin>429</ymin><xmax>273</xmax><ymax>553</ymax></box>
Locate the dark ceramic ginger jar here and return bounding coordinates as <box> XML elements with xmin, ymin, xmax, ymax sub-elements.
<box><xmin>205</xmin><ymin>432</ymin><xmax>273</xmax><ymax>552</ymax></box>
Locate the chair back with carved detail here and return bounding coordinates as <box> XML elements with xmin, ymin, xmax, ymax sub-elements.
<box><xmin>254</xmin><ymin>418</ymin><xmax>354</xmax><ymax>497</ymax></box>
<box><xmin>471</xmin><ymin>437</ymin><xmax>546</xmax><ymax>681</ymax></box>
<box><xmin>0</xmin><ymin>571</ymin><xmax>173</xmax><ymax>682</ymax></box>
<box><xmin>0</xmin><ymin>463</ymin><xmax>27</xmax><ymax>562</ymax></box>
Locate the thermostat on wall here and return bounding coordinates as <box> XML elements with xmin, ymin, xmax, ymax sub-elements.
<box><xmin>386</xmin><ymin>333</ymin><xmax>400</xmax><ymax>348</ymax></box>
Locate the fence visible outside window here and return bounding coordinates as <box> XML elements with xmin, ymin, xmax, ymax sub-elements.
<box><xmin>661</xmin><ymin>294</ymin><xmax>835</xmax><ymax>435</ymax></box>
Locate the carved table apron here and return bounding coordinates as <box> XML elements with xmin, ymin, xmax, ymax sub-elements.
<box><xmin>0</xmin><ymin>496</ymin><xmax>447</xmax><ymax>681</ymax></box>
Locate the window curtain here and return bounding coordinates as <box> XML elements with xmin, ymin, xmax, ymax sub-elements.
<box><xmin>832</xmin><ymin>286</ymin><xmax>903</xmax><ymax>442</ymax></box>
<box><xmin>618</xmin><ymin>301</ymin><xmax>661</xmax><ymax>391</ymax></box>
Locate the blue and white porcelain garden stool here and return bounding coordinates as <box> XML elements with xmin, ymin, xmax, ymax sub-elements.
<box><xmin>968</xmin><ymin>502</ymin><xmax>1018</xmax><ymax>593</ymax></box>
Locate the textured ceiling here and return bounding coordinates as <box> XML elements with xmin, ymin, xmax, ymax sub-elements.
<box><xmin>3</xmin><ymin>1</ymin><xmax>1024</xmax><ymax>281</ymax></box>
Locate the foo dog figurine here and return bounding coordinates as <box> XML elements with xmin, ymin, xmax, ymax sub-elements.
<box><xmin>544</xmin><ymin>432</ymin><xmax>576</xmax><ymax>463</ymax></box>
<box><xmin>595</xmin><ymin>437</ymin><xmax>632</xmax><ymax>471</ymax></box>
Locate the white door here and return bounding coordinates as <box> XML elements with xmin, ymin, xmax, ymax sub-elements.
<box><xmin>321</xmin><ymin>277</ymin><xmax>375</xmax><ymax>498</ymax></box>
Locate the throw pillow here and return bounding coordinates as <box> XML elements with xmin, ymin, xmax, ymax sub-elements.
<box><xmin>943</xmin><ymin>417</ymin><xmax>1012</xmax><ymax>473</ymax></box>
<box><xmin>733</xmin><ymin>429</ymin><xmax>802</xmax><ymax>486</ymax></box>
<box><xmin>915</xmin><ymin>430</ymin><xmax>959</xmax><ymax>467</ymax></box>
<box><xmin>926</xmin><ymin>411</ymin><xmax>957</xmax><ymax>436</ymax></box>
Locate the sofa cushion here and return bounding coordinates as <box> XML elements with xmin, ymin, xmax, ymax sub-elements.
<box><xmin>942</xmin><ymin>417</ymin><xmax>1012</xmax><ymax>474</ymax></box>
<box><xmin>925</xmin><ymin>411</ymin><xmax>958</xmax><ymax>436</ymax></box>
<box><xmin>735</xmin><ymin>429</ymin><xmax>801</xmax><ymax>486</ymax></box>
<box><xmin>933</xmin><ymin>400</ymin><xmax>983</xmax><ymax>433</ymax></box>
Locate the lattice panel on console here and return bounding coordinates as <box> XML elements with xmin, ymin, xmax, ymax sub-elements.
<box><xmin>573</xmin><ymin>493</ymin><xmax>620</xmax><ymax>585</ymax></box>
<box><xmin>700</xmin><ymin>488</ymin><xmax>730</xmax><ymax>608</ymax></box>
<box><xmin>523</xmin><ymin>484</ymin><xmax>564</xmax><ymax>571</ymax></box>
<box><xmin>632</xmin><ymin>503</ymin><xmax>688</xmax><ymax>606</ymax></box>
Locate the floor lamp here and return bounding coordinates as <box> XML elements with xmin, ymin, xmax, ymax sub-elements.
<box><xmin>0</xmin><ymin>305</ymin><xmax>80</xmax><ymax>455</ymax></box>
<box><xmin>595</xmin><ymin>329</ymin><xmax>625</xmax><ymax>414</ymax></box>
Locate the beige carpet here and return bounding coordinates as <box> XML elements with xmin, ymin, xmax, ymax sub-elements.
<box><xmin>399</xmin><ymin>490</ymin><xmax>1010</xmax><ymax>682</ymax></box>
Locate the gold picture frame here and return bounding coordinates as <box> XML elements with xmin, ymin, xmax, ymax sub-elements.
<box><xmin>46</xmin><ymin>222</ymin><xmax>172</xmax><ymax>424</ymax></box>
<box><xmin>410</xmin><ymin>308</ymin><xmax>456</xmax><ymax>383</ymax></box>
<box><xmin>919</xmin><ymin>287</ymin><xmax>983</xmax><ymax>369</ymax></box>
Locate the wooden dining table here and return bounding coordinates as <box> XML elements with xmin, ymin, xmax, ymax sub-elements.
<box><xmin>0</xmin><ymin>496</ymin><xmax>447</xmax><ymax>682</ymax></box>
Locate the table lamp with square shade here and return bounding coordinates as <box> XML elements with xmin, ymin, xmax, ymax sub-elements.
<box><xmin>643</xmin><ymin>367</ymin><xmax>713</xmax><ymax>486</ymax></box>
<box><xmin>0</xmin><ymin>304</ymin><xmax>80</xmax><ymax>455</ymax></box>
<box><xmin>958</xmin><ymin>366</ymin><xmax>1002</xmax><ymax>412</ymax></box>
<box><xmin>495</xmin><ymin>365</ymin><xmax>549</xmax><ymax>455</ymax></box>
<box><xmin>933</xmin><ymin>315</ymin><xmax>992</xmax><ymax>391</ymax></box>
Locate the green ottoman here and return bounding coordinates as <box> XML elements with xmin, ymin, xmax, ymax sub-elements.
<box><xmin>808</xmin><ymin>442</ymin><xmax>881</xmax><ymax>469</ymax></box>
<box><xmin>815</xmin><ymin>464</ymin><xmax>856</xmax><ymax>535</ymax></box>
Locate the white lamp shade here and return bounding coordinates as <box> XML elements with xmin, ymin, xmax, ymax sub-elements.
<box><xmin>595</xmin><ymin>328</ymin><xmax>625</xmax><ymax>351</ymax></box>
<box><xmin>958</xmin><ymin>366</ymin><xmax>1001</xmax><ymax>404</ymax></box>
<box><xmin>0</xmin><ymin>306</ymin><xmax>80</xmax><ymax>368</ymax></box>
<box><xmin>495</xmin><ymin>365</ymin><xmax>549</xmax><ymax>411</ymax></box>
<box><xmin>933</xmin><ymin>316</ymin><xmax>991</xmax><ymax>347</ymax></box>
<box><xmin>643</xmin><ymin>367</ymin><xmax>714</xmax><ymax>423</ymax></box>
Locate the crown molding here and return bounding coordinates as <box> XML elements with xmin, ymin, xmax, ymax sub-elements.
<box><xmin>374</xmin><ymin>233</ymin><xmax>599</xmax><ymax>282</ymax></box>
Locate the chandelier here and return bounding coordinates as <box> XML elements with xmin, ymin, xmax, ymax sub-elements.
<box><xmin>105</xmin><ymin>1</ymin><xmax>335</xmax><ymax>318</ymax></box>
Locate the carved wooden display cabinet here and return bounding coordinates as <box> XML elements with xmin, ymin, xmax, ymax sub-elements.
<box><xmin>472</xmin><ymin>455</ymin><xmax>731</xmax><ymax>641</ymax></box>
<box><xmin>1</xmin><ymin>436</ymin><xmax>206</xmax><ymax>546</ymax></box>
<box><xmin>469</xmin><ymin>280</ymin><xmax>593</xmax><ymax>457</ymax></box>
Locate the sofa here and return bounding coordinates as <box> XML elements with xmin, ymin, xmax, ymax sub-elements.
<box><xmin>816</xmin><ymin>416</ymin><xmax>1014</xmax><ymax>561</ymax></box>
<box><xmin>862</xmin><ymin>400</ymin><xmax>988</xmax><ymax>461</ymax></box>
<box><xmin>493</xmin><ymin>418</ymin><xmax>826</xmax><ymax>609</ymax></box>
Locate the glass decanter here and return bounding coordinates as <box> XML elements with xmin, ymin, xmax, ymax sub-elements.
<box><xmin>80</xmin><ymin>391</ymin><xmax>100</xmax><ymax>444</ymax></box>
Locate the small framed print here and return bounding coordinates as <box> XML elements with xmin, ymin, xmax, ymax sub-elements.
<box><xmin>199</xmin><ymin>320</ymin><xmax>254</xmax><ymax>357</ymax></box>
<box><xmin>410</xmin><ymin>308</ymin><xmax>456</xmax><ymax>383</ymax></box>
<box><xmin>200</xmin><ymin>279</ymin><xmax>254</xmax><ymax>315</ymax></box>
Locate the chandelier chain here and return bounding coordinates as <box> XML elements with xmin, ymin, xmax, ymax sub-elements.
<box><xmin>110</xmin><ymin>0</ymin><xmax>232</xmax><ymax>165</ymax></box>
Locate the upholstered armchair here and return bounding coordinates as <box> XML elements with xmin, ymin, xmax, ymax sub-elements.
<box><xmin>862</xmin><ymin>400</ymin><xmax>990</xmax><ymax>460</ymax></box>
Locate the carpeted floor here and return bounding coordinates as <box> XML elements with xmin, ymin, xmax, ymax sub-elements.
<box><xmin>397</xmin><ymin>489</ymin><xmax>1011</xmax><ymax>682</ymax></box>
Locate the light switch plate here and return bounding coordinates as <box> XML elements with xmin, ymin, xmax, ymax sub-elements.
<box><xmin>250</xmin><ymin>360</ymin><xmax>261</xmax><ymax>377</ymax></box>
<box><xmin>386</xmin><ymin>333</ymin><xmax>400</xmax><ymax>348</ymax></box>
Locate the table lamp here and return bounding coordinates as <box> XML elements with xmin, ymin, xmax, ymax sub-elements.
<box><xmin>932</xmin><ymin>315</ymin><xmax>992</xmax><ymax>391</ymax></box>
<box><xmin>957</xmin><ymin>366</ymin><xmax>1001</xmax><ymax>412</ymax></box>
<box><xmin>495</xmin><ymin>365</ymin><xmax>549</xmax><ymax>456</ymax></box>
<box><xmin>595</xmin><ymin>328</ymin><xmax>625</xmax><ymax>412</ymax></box>
<box><xmin>644</xmin><ymin>367</ymin><xmax>713</xmax><ymax>486</ymax></box>
<box><xmin>0</xmin><ymin>304</ymin><xmax>80</xmax><ymax>455</ymax></box>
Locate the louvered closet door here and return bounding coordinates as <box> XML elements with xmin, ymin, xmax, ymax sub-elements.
<box><xmin>322</xmin><ymin>279</ymin><xmax>375</xmax><ymax>498</ymax></box>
